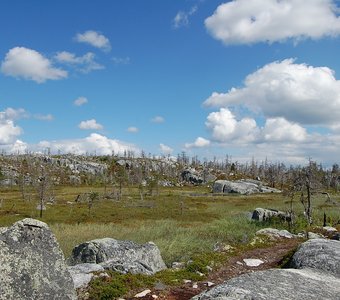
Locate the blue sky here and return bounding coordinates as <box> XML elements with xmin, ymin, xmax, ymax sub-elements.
<box><xmin>1</xmin><ymin>0</ymin><xmax>340</xmax><ymax>165</ymax></box>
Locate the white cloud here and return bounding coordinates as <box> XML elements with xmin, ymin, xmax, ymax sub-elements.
<box><xmin>173</xmin><ymin>5</ymin><xmax>198</xmax><ymax>28</ymax></box>
<box><xmin>261</xmin><ymin>117</ymin><xmax>307</xmax><ymax>142</ymax></box>
<box><xmin>0</xmin><ymin>140</ymin><xmax>28</xmax><ymax>154</ymax></box>
<box><xmin>205</xmin><ymin>108</ymin><xmax>258</xmax><ymax>143</ymax></box>
<box><xmin>74</xmin><ymin>97</ymin><xmax>88</xmax><ymax>106</ymax></box>
<box><xmin>36</xmin><ymin>133</ymin><xmax>137</xmax><ymax>156</ymax></box>
<box><xmin>185</xmin><ymin>137</ymin><xmax>211</xmax><ymax>149</ymax></box>
<box><xmin>160</xmin><ymin>143</ymin><xmax>173</xmax><ymax>155</ymax></box>
<box><xmin>204</xmin><ymin>59</ymin><xmax>340</xmax><ymax>126</ymax></box>
<box><xmin>34</xmin><ymin>114</ymin><xmax>54</xmax><ymax>121</ymax></box>
<box><xmin>75</xmin><ymin>30</ymin><xmax>111</xmax><ymax>52</ymax></box>
<box><xmin>78</xmin><ymin>119</ymin><xmax>103</xmax><ymax>130</ymax></box>
<box><xmin>151</xmin><ymin>116</ymin><xmax>165</xmax><ymax>123</ymax></box>
<box><xmin>127</xmin><ymin>126</ymin><xmax>139</xmax><ymax>133</ymax></box>
<box><xmin>1</xmin><ymin>47</ymin><xmax>67</xmax><ymax>83</ymax></box>
<box><xmin>55</xmin><ymin>51</ymin><xmax>104</xmax><ymax>73</ymax></box>
<box><xmin>205</xmin><ymin>0</ymin><xmax>340</xmax><ymax>45</ymax></box>
<box><xmin>3</xmin><ymin>108</ymin><xmax>28</xmax><ymax>120</ymax></box>
<box><xmin>0</xmin><ymin>109</ymin><xmax>23</xmax><ymax>145</ymax></box>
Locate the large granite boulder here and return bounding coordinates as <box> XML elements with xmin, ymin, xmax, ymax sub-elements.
<box><xmin>191</xmin><ymin>268</ymin><xmax>340</xmax><ymax>300</ymax></box>
<box><xmin>213</xmin><ymin>180</ymin><xmax>281</xmax><ymax>195</ymax></box>
<box><xmin>68</xmin><ymin>238</ymin><xmax>167</xmax><ymax>275</ymax></box>
<box><xmin>290</xmin><ymin>239</ymin><xmax>340</xmax><ymax>277</ymax></box>
<box><xmin>252</xmin><ymin>208</ymin><xmax>291</xmax><ymax>222</ymax></box>
<box><xmin>0</xmin><ymin>218</ymin><xmax>76</xmax><ymax>300</ymax></box>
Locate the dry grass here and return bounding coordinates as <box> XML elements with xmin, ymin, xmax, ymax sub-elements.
<box><xmin>1</xmin><ymin>184</ymin><xmax>340</xmax><ymax>264</ymax></box>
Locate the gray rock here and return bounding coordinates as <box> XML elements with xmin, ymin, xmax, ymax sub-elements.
<box><xmin>306</xmin><ymin>232</ymin><xmax>324</xmax><ymax>239</ymax></box>
<box><xmin>252</xmin><ymin>208</ymin><xmax>291</xmax><ymax>222</ymax></box>
<box><xmin>191</xmin><ymin>268</ymin><xmax>340</xmax><ymax>300</ymax></box>
<box><xmin>323</xmin><ymin>226</ymin><xmax>338</xmax><ymax>232</ymax></box>
<box><xmin>256</xmin><ymin>228</ymin><xmax>297</xmax><ymax>239</ymax></box>
<box><xmin>181</xmin><ymin>168</ymin><xmax>203</xmax><ymax>185</ymax></box>
<box><xmin>68</xmin><ymin>238</ymin><xmax>166</xmax><ymax>275</ymax></box>
<box><xmin>0</xmin><ymin>218</ymin><xmax>76</xmax><ymax>300</ymax></box>
<box><xmin>290</xmin><ymin>239</ymin><xmax>340</xmax><ymax>277</ymax></box>
<box><xmin>213</xmin><ymin>180</ymin><xmax>281</xmax><ymax>195</ymax></box>
<box><xmin>68</xmin><ymin>263</ymin><xmax>105</xmax><ymax>289</ymax></box>
<box><xmin>242</xmin><ymin>258</ymin><xmax>264</xmax><ymax>267</ymax></box>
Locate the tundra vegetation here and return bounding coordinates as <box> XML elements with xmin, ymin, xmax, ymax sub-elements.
<box><xmin>0</xmin><ymin>152</ymin><xmax>339</xmax><ymax>298</ymax></box>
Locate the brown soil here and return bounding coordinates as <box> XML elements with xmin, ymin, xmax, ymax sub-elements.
<box><xmin>129</xmin><ymin>238</ymin><xmax>302</xmax><ymax>300</ymax></box>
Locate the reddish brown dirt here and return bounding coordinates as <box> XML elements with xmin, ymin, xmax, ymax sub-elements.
<box><xmin>128</xmin><ymin>238</ymin><xmax>302</xmax><ymax>300</ymax></box>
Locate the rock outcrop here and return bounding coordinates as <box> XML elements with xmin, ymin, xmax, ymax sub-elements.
<box><xmin>193</xmin><ymin>239</ymin><xmax>340</xmax><ymax>300</ymax></box>
<box><xmin>213</xmin><ymin>179</ymin><xmax>281</xmax><ymax>195</ymax></box>
<box><xmin>0</xmin><ymin>218</ymin><xmax>76</xmax><ymax>300</ymax></box>
<box><xmin>191</xmin><ymin>268</ymin><xmax>340</xmax><ymax>300</ymax></box>
<box><xmin>68</xmin><ymin>238</ymin><xmax>167</xmax><ymax>275</ymax></box>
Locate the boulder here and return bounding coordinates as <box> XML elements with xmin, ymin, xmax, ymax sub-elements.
<box><xmin>0</xmin><ymin>218</ymin><xmax>76</xmax><ymax>300</ymax></box>
<box><xmin>191</xmin><ymin>268</ymin><xmax>340</xmax><ymax>300</ymax></box>
<box><xmin>252</xmin><ymin>208</ymin><xmax>291</xmax><ymax>222</ymax></box>
<box><xmin>181</xmin><ymin>169</ymin><xmax>203</xmax><ymax>185</ymax></box>
<box><xmin>255</xmin><ymin>228</ymin><xmax>296</xmax><ymax>239</ymax></box>
<box><xmin>68</xmin><ymin>238</ymin><xmax>166</xmax><ymax>275</ymax></box>
<box><xmin>290</xmin><ymin>239</ymin><xmax>340</xmax><ymax>277</ymax></box>
<box><xmin>68</xmin><ymin>263</ymin><xmax>105</xmax><ymax>289</ymax></box>
<box><xmin>212</xmin><ymin>180</ymin><xmax>281</xmax><ymax>195</ymax></box>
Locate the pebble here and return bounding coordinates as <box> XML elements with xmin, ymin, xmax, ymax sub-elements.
<box><xmin>134</xmin><ymin>289</ymin><xmax>151</xmax><ymax>298</ymax></box>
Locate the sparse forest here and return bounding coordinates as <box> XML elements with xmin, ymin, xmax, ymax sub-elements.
<box><xmin>1</xmin><ymin>152</ymin><xmax>339</xmax><ymax>299</ymax></box>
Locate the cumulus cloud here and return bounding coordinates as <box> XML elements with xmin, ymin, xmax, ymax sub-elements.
<box><xmin>0</xmin><ymin>140</ymin><xmax>28</xmax><ymax>154</ymax></box>
<box><xmin>160</xmin><ymin>143</ymin><xmax>173</xmax><ymax>155</ymax></box>
<box><xmin>261</xmin><ymin>117</ymin><xmax>307</xmax><ymax>142</ymax></box>
<box><xmin>127</xmin><ymin>126</ymin><xmax>139</xmax><ymax>133</ymax></box>
<box><xmin>1</xmin><ymin>47</ymin><xmax>67</xmax><ymax>83</ymax></box>
<box><xmin>204</xmin><ymin>59</ymin><xmax>340</xmax><ymax>126</ymax></box>
<box><xmin>205</xmin><ymin>0</ymin><xmax>340</xmax><ymax>45</ymax></box>
<box><xmin>74</xmin><ymin>97</ymin><xmax>88</xmax><ymax>106</ymax></box>
<box><xmin>3</xmin><ymin>107</ymin><xmax>28</xmax><ymax>120</ymax></box>
<box><xmin>185</xmin><ymin>137</ymin><xmax>211</xmax><ymax>149</ymax></box>
<box><xmin>75</xmin><ymin>30</ymin><xmax>111</xmax><ymax>52</ymax></box>
<box><xmin>151</xmin><ymin>116</ymin><xmax>165</xmax><ymax>123</ymax></box>
<box><xmin>0</xmin><ymin>109</ymin><xmax>23</xmax><ymax>145</ymax></box>
<box><xmin>36</xmin><ymin>133</ymin><xmax>137</xmax><ymax>156</ymax></box>
<box><xmin>55</xmin><ymin>51</ymin><xmax>104</xmax><ymax>73</ymax></box>
<box><xmin>206</xmin><ymin>108</ymin><xmax>258</xmax><ymax>143</ymax></box>
<box><xmin>173</xmin><ymin>5</ymin><xmax>198</xmax><ymax>28</ymax></box>
<box><xmin>78</xmin><ymin>119</ymin><xmax>103</xmax><ymax>130</ymax></box>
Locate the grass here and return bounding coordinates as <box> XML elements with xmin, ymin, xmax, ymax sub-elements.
<box><xmin>1</xmin><ymin>184</ymin><xmax>340</xmax><ymax>298</ymax></box>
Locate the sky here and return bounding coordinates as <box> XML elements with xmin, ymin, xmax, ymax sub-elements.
<box><xmin>1</xmin><ymin>0</ymin><xmax>340</xmax><ymax>166</ymax></box>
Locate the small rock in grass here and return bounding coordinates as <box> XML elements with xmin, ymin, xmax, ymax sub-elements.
<box><xmin>243</xmin><ymin>258</ymin><xmax>264</xmax><ymax>267</ymax></box>
<box><xmin>134</xmin><ymin>289</ymin><xmax>151</xmax><ymax>298</ymax></box>
<box><xmin>193</xmin><ymin>283</ymin><xmax>198</xmax><ymax>289</ymax></box>
<box><xmin>323</xmin><ymin>226</ymin><xmax>338</xmax><ymax>232</ymax></box>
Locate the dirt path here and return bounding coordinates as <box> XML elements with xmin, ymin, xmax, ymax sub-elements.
<box><xmin>131</xmin><ymin>238</ymin><xmax>302</xmax><ymax>300</ymax></box>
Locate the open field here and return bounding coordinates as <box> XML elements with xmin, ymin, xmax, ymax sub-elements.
<box><xmin>1</xmin><ymin>185</ymin><xmax>339</xmax><ymax>265</ymax></box>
